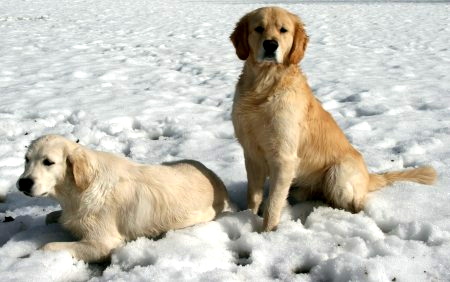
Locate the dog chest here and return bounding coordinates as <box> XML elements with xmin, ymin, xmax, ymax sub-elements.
<box><xmin>233</xmin><ymin>92</ymin><xmax>304</xmax><ymax>159</ymax></box>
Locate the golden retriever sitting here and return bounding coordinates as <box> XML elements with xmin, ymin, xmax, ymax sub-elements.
<box><xmin>17</xmin><ymin>135</ymin><xmax>232</xmax><ymax>262</ymax></box>
<box><xmin>230</xmin><ymin>7</ymin><xmax>437</xmax><ymax>232</ymax></box>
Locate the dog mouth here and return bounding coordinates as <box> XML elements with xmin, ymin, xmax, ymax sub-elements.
<box><xmin>22</xmin><ymin>191</ymin><xmax>32</xmax><ymax>197</ymax></box>
<box><xmin>22</xmin><ymin>190</ymin><xmax>49</xmax><ymax>197</ymax></box>
<box><xmin>261</xmin><ymin>52</ymin><xmax>279</xmax><ymax>63</ymax></box>
<box><xmin>264</xmin><ymin>52</ymin><xmax>276</xmax><ymax>58</ymax></box>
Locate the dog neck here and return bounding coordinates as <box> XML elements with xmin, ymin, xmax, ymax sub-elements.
<box><xmin>239</xmin><ymin>60</ymin><xmax>301</xmax><ymax>96</ymax></box>
<box><xmin>55</xmin><ymin>155</ymin><xmax>115</xmax><ymax>217</ymax></box>
<box><xmin>54</xmin><ymin>181</ymin><xmax>84</xmax><ymax>214</ymax></box>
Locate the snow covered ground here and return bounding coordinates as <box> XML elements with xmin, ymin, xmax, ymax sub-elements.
<box><xmin>0</xmin><ymin>0</ymin><xmax>449</xmax><ymax>281</ymax></box>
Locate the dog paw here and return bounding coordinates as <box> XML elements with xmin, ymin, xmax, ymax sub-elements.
<box><xmin>40</xmin><ymin>242</ymin><xmax>60</xmax><ymax>252</ymax></box>
<box><xmin>40</xmin><ymin>242</ymin><xmax>78</xmax><ymax>259</ymax></box>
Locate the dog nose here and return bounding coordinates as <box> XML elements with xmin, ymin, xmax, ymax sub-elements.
<box><xmin>17</xmin><ymin>178</ymin><xmax>34</xmax><ymax>195</ymax></box>
<box><xmin>263</xmin><ymin>40</ymin><xmax>278</xmax><ymax>54</ymax></box>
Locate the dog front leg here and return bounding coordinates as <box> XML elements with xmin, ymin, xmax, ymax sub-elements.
<box><xmin>245</xmin><ymin>155</ymin><xmax>267</xmax><ymax>214</ymax></box>
<box><xmin>41</xmin><ymin>238</ymin><xmax>122</xmax><ymax>263</ymax></box>
<box><xmin>263</xmin><ymin>158</ymin><xmax>296</xmax><ymax>232</ymax></box>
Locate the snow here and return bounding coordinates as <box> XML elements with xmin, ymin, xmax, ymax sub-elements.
<box><xmin>0</xmin><ymin>0</ymin><xmax>449</xmax><ymax>281</ymax></box>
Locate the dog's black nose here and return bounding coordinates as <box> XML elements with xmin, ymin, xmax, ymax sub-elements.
<box><xmin>263</xmin><ymin>40</ymin><xmax>278</xmax><ymax>54</ymax></box>
<box><xmin>17</xmin><ymin>178</ymin><xmax>33</xmax><ymax>195</ymax></box>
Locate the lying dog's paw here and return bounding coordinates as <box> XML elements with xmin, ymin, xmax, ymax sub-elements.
<box><xmin>41</xmin><ymin>242</ymin><xmax>61</xmax><ymax>252</ymax></box>
<box><xmin>40</xmin><ymin>242</ymin><xmax>77</xmax><ymax>258</ymax></box>
<box><xmin>45</xmin><ymin>210</ymin><xmax>62</xmax><ymax>225</ymax></box>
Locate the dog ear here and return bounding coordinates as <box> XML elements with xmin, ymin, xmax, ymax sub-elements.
<box><xmin>288</xmin><ymin>18</ymin><xmax>309</xmax><ymax>65</ymax></box>
<box><xmin>67</xmin><ymin>148</ymin><xmax>94</xmax><ymax>191</ymax></box>
<box><xmin>230</xmin><ymin>14</ymin><xmax>250</xmax><ymax>60</ymax></box>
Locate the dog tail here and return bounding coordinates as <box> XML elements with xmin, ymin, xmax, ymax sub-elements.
<box><xmin>368</xmin><ymin>166</ymin><xmax>437</xmax><ymax>192</ymax></box>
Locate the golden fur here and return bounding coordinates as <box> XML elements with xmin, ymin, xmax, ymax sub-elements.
<box><xmin>230</xmin><ymin>7</ymin><xmax>437</xmax><ymax>232</ymax></box>
<box><xmin>17</xmin><ymin>135</ymin><xmax>232</xmax><ymax>262</ymax></box>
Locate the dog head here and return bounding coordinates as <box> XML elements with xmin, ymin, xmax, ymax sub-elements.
<box><xmin>17</xmin><ymin>135</ymin><xmax>94</xmax><ymax>198</ymax></box>
<box><xmin>230</xmin><ymin>7</ymin><xmax>308</xmax><ymax>65</ymax></box>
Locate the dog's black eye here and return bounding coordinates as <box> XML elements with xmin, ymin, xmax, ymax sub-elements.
<box><xmin>25</xmin><ymin>157</ymin><xmax>29</xmax><ymax>163</ymax></box>
<box><xmin>255</xmin><ymin>26</ymin><xmax>264</xmax><ymax>33</ymax></box>
<box><xmin>43</xmin><ymin>159</ymin><xmax>55</xmax><ymax>166</ymax></box>
<box><xmin>280</xmin><ymin>27</ymin><xmax>287</xmax><ymax>33</ymax></box>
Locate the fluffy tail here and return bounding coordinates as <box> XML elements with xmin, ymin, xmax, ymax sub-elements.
<box><xmin>368</xmin><ymin>166</ymin><xmax>437</xmax><ymax>192</ymax></box>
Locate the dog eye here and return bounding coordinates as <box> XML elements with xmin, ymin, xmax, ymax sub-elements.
<box><xmin>25</xmin><ymin>157</ymin><xmax>29</xmax><ymax>163</ymax></box>
<box><xmin>254</xmin><ymin>26</ymin><xmax>264</xmax><ymax>33</ymax></box>
<box><xmin>280</xmin><ymin>27</ymin><xmax>288</xmax><ymax>33</ymax></box>
<box><xmin>43</xmin><ymin>159</ymin><xmax>55</xmax><ymax>166</ymax></box>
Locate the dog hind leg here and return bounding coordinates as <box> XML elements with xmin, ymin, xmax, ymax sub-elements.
<box><xmin>322</xmin><ymin>163</ymin><xmax>368</xmax><ymax>213</ymax></box>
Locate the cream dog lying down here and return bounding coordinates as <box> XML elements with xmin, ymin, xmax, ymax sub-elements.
<box><xmin>17</xmin><ymin>135</ymin><xmax>232</xmax><ymax>262</ymax></box>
